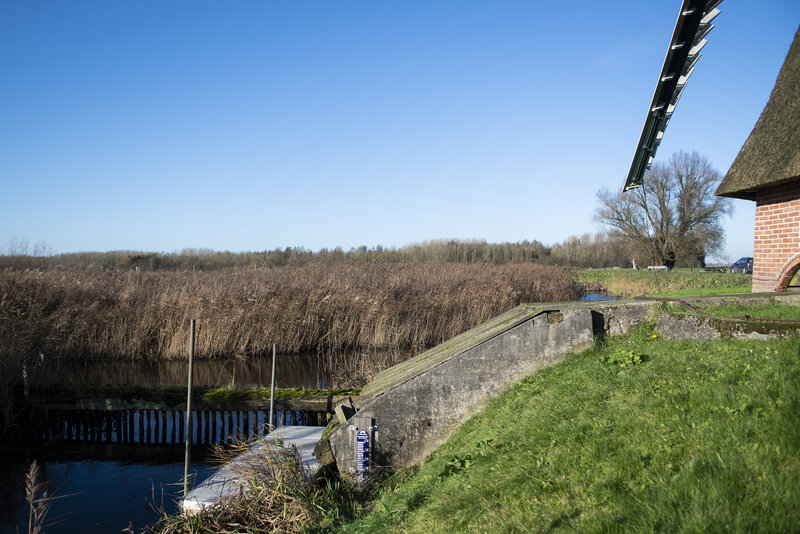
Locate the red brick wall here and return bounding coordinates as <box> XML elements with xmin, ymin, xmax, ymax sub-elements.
<box><xmin>752</xmin><ymin>180</ymin><xmax>800</xmax><ymax>292</ymax></box>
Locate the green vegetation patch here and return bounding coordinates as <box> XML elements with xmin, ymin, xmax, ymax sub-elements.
<box><xmin>660</xmin><ymin>301</ymin><xmax>800</xmax><ymax>338</ymax></box>
<box><xmin>30</xmin><ymin>384</ymin><xmax>359</xmax><ymax>404</ymax></box>
<box><xmin>576</xmin><ymin>268</ymin><xmax>751</xmax><ymax>298</ymax></box>
<box><xmin>337</xmin><ymin>326</ymin><xmax>800</xmax><ymax>533</ymax></box>
<box><xmin>648</xmin><ymin>286</ymin><xmax>752</xmax><ymax>297</ymax></box>
<box><xmin>669</xmin><ymin>300</ymin><xmax>800</xmax><ymax>321</ymax></box>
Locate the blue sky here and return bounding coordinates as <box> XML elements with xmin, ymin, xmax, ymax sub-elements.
<box><xmin>1</xmin><ymin>1</ymin><xmax>798</xmax><ymax>261</ymax></box>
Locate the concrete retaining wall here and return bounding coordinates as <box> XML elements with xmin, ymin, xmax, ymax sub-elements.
<box><xmin>315</xmin><ymin>293</ymin><xmax>797</xmax><ymax>474</ymax></box>
<box><xmin>323</xmin><ymin>306</ymin><xmax>597</xmax><ymax>470</ymax></box>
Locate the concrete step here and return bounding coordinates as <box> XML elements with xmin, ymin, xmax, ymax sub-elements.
<box><xmin>182</xmin><ymin>425</ymin><xmax>325</xmax><ymax>513</ymax></box>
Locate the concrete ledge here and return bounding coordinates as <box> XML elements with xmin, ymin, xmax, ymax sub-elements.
<box><xmin>359</xmin><ymin>305</ymin><xmax>541</xmax><ymax>402</ymax></box>
<box><xmin>182</xmin><ymin>426</ymin><xmax>324</xmax><ymax>513</ymax></box>
<box><xmin>360</xmin><ymin>299</ymin><xmax>660</xmax><ymax>403</ymax></box>
<box><xmin>658</xmin><ymin>313</ymin><xmax>800</xmax><ymax>341</ymax></box>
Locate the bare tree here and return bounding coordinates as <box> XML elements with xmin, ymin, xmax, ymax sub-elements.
<box><xmin>595</xmin><ymin>151</ymin><xmax>732</xmax><ymax>268</ymax></box>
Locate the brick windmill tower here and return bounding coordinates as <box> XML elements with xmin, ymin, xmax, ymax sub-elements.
<box><xmin>715</xmin><ymin>27</ymin><xmax>800</xmax><ymax>292</ymax></box>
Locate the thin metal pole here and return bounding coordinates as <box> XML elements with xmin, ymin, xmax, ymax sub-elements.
<box><xmin>183</xmin><ymin>319</ymin><xmax>196</xmax><ymax>497</ymax></box>
<box><xmin>268</xmin><ymin>344</ymin><xmax>276</xmax><ymax>431</ymax></box>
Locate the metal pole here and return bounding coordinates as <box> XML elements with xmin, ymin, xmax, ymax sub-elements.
<box><xmin>268</xmin><ymin>343</ymin><xmax>276</xmax><ymax>431</ymax></box>
<box><xmin>183</xmin><ymin>319</ymin><xmax>196</xmax><ymax>497</ymax></box>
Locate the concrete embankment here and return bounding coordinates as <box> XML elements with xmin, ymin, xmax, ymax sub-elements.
<box><xmin>316</xmin><ymin>299</ymin><xmax>655</xmax><ymax>471</ymax></box>
<box><xmin>315</xmin><ymin>292</ymin><xmax>800</xmax><ymax>474</ymax></box>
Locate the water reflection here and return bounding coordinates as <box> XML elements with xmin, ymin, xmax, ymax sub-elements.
<box><xmin>0</xmin><ymin>450</ymin><xmax>215</xmax><ymax>534</ymax></box>
<box><xmin>579</xmin><ymin>291</ymin><xmax>618</xmax><ymax>301</ymax></box>
<box><xmin>28</xmin><ymin>349</ymin><xmax>414</xmax><ymax>390</ymax></box>
<box><xmin>35</xmin><ymin>353</ymin><xmax>331</xmax><ymax>389</ymax></box>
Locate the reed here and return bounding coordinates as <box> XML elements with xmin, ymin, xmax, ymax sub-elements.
<box><xmin>0</xmin><ymin>263</ymin><xmax>580</xmax><ymax>363</ymax></box>
<box><xmin>147</xmin><ymin>437</ymin><xmax>378</xmax><ymax>534</ymax></box>
<box><xmin>25</xmin><ymin>460</ymin><xmax>52</xmax><ymax>534</ymax></box>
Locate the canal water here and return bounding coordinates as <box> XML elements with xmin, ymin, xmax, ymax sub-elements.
<box><xmin>0</xmin><ymin>448</ymin><xmax>216</xmax><ymax>534</ymax></box>
<box><xmin>579</xmin><ymin>291</ymin><xmax>617</xmax><ymax>301</ymax></box>
<box><xmin>31</xmin><ymin>352</ymin><xmax>334</xmax><ymax>388</ymax></box>
<box><xmin>4</xmin><ymin>297</ymin><xmax>615</xmax><ymax>532</ymax></box>
<box><xmin>1</xmin><ymin>353</ymin><xmax>350</xmax><ymax>534</ymax></box>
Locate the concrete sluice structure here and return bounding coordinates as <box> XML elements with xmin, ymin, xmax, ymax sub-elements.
<box><xmin>185</xmin><ymin>293</ymin><xmax>798</xmax><ymax>503</ymax></box>
<box><xmin>315</xmin><ymin>294</ymin><xmax>800</xmax><ymax>475</ymax></box>
<box><xmin>316</xmin><ymin>300</ymin><xmax>654</xmax><ymax>472</ymax></box>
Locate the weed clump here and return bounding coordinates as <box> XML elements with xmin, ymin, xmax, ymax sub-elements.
<box><xmin>599</xmin><ymin>348</ymin><xmax>649</xmax><ymax>369</ymax></box>
<box><xmin>147</xmin><ymin>437</ymin><xmax>385</xmax><ymax>534</ymax></box>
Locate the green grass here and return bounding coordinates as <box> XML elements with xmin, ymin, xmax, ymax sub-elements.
<box><xmin>576</xmin><ymin>268</ymin><xmax>752</xmax><ymax>298</ymax></box>
<box><xmin>648</xmin><ymin>286</ymin><xmax>752</xmax><ymax>297</ymax></box>
<box><xmin>332</xmin><ymin>326</ymin><xmax>800</xmax><ymax>533</ymax></box>
<box><xmin>669</xmin><ymin>301</ymin><xmax>800</xmax><ymax>321</ymax></box>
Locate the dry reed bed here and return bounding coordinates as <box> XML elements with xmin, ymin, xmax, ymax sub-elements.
<box><xmin>0</xmin><ymin>263</ymin><xmax>580</xmax><ymax>361</ymax></box>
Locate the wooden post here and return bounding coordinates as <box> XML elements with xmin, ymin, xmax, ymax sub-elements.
<box><xmin>198</xmin><ymin>410</ymin><xmax>204</xmax><ymax>445</ymax></box>
<box><xmin>178</xmin><ymin>410</ymin><xmax>184</xmax><ymax>447</ymax></box>
<box><xmin>139</xmin><ymin>410</ymin><xmax>144</xmax><ymax>444</ymax></box>
<box><xmin>184</xmin><ymin>319</ymin><xmax>196</xmax><ymax>497</ymax></box>
<box><xmin>268</xmin><ymin>344</ymin><xmax>276</xmax><ymax>430</ymax></box>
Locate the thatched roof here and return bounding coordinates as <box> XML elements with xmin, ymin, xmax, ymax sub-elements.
<box><xmin>716</xmin><ymin>26</ymin><xmax>800</xmax><ymax>200</ymax></box>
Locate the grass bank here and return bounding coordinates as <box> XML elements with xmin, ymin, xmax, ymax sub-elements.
<box><xmin>667</xmin><ymin>300</ymin><xmax>800</xmax><ymax>320</ymax></box>
<box><xmin>576</xmin><ymin>268</ymin><xmax>752</xmax><ymax>298</ymax></box>
<box><xmin>335</xmin><ymin>325</ymin><xmax>800</xmax><ymax>533</ymax></box>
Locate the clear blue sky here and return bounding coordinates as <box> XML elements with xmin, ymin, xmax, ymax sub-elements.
<box><xmin>1</xmin><ymin>1</ymin><xmax>798</xmax><ymax>261</ymax></box>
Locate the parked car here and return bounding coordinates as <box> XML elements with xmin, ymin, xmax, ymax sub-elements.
<box><xmin>730</xmin><ymin>257</ymin><xmax>753</xmax><ymax>274</ymax></box>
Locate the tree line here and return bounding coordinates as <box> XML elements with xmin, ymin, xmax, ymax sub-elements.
<box><xmin>2</xmin><ymin>151</ymin><xmax>730</xmax><ymax>271</ymax></box>
<box><xmin>0</xmin><ymin>235</ymin><xmax>636</xmax><ymax>271</ymax></box>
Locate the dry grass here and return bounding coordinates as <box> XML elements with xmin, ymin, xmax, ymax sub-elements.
<box><xmin>0</xmin><ymin>263</ymin><xmax>580</xmax><ymax>361</ymax></box>
<box><xmin>149</xmin><ymin>440</ymin><xmax>318</xmax><ymax>534</ymax></box>
<box><xmin>147</xmin><ymin>436</ymin><xmax>379</xmax><ymax>534</ymax></box>
<box><xmin>25</xmin><ymin>460</ymin><xmax>53</xmax><ymax>534</ymax></box>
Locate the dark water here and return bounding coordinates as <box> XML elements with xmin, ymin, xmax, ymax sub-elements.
<box><xmin>32</xmin><ymin>352</ymin><xmax>332</xmax><ymax>389</ymax></box>
<box><xmin>4</xmin><ymin>352</ymin><xmax>348</xmax><ymax>533</ymax></box>
<box><xmin>579</xmin><ymin>291</ymin><xmax>618</xmax><ymax>301</ymax></box>
<box><xmin>0</xmin><ymin>447</ymin><xmax>216</xmax><ymax>534</ymax></box>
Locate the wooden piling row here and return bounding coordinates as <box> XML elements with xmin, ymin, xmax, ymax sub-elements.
<box><xmin>34</xmin><ymin>408</ymin><xmax>326</xmax><ymax>445</ymax></box>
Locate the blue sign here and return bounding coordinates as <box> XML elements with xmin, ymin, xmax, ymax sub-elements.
<box><xmin>356</xmin><ymin>430</ymin><xmax>369</xmax><ymax>481</ymax></box>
